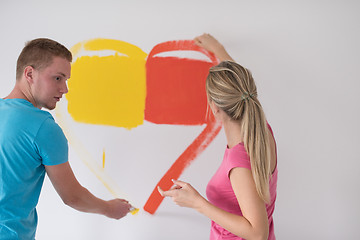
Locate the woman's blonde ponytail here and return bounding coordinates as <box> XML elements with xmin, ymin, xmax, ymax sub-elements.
<box><xmin>206</xmin><ymin>61</ymin><xmax>271</xmax><ymax>203</ymax></box>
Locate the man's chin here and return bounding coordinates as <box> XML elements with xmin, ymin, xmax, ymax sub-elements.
<box><xmin>44</xmin><ymin>104</ymin><xmax>56</xmax><ymax>111</ymax></box>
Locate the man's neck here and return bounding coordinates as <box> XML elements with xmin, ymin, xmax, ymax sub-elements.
<box><xmin>5</xmin><ymin>82</ymin><xmax>36</xmax><ymax>108</ymax></box>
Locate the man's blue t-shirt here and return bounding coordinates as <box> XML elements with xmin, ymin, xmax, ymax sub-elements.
<box><xmin>0</xmin><ymin>98</ymin><xmax>68</xmax><ymax>239</ymax></box>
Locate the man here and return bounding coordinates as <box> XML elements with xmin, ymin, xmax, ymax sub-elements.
<box><xmin>0</xmin><ymin>38</ymin><xmax>131</xmax><ymax>239</ymax></box>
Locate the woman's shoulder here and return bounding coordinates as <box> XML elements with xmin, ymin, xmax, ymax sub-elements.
<box><xmin>225</xmin><ymin>143</ymin><xmax>251</xmax><ymax>170</ymax></box>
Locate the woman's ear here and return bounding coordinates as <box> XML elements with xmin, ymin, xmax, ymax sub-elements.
<box><xmin>209</xmin><ymin>100</ymin><xmax>220</xmax><ymax>115</ymax></box>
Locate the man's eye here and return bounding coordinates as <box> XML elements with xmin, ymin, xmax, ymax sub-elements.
<box><xmin>55</xmin><ymin>77</ymin><xmax>61</xmax><ymax>81</ymax></box>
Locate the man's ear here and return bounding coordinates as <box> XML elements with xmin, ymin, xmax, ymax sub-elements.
<box><xmin>24</xmin><ymin>66</ymin><xmax>34</xmax><ymax>84</ymax></box>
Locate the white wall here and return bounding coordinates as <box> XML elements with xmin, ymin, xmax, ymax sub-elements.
<box><xmin>1</xmin><ymin>0</ymin><xmax>359</xmax><ymax>239</ymax></box>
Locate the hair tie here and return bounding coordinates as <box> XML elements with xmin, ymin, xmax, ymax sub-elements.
<box><xmin>241</xmin><ymin>92</ymin><xmax>256</xmax><ymax>101</ymax></box>
<box><xmin>241</xmin><ymin>92</ymin><xmax>250</xmax><ymax>101</ymax></box>
<box><xmin>241</xmin><ymin>93</ymin><xmax>248</xmax><ymax>100</ymax></box>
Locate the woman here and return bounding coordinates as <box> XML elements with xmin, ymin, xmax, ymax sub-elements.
<box><xmin>158</xmin><ymin>34</ymin><xmax>278</xmax><ymax>240</ymax></box>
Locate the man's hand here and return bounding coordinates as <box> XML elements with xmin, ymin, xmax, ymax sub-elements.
<box><xmin>105</xmin><ymin>199</ymin><xmax>131</xmax><ymax>219</ymax></box>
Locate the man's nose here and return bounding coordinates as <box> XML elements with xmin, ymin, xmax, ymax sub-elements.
<box><xmin>61</xmin><ymin>81</ymin><xmax>69</xmax><ymax>94</ymax></box>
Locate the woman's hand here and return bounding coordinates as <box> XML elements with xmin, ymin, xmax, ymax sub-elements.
<box><xmin>194</xmin><ymin>33</ymin><xmax>224</xmax><ymax>54</ymax></box>
<box><xmin>194</xmin><ymin>33</ymin><xmax>234</xmax><ymax>61</ymax></box>
<box><xmin>158</xmin><ymin>179</ymin><xmax>206</xmax><ymax>210</ymax></box>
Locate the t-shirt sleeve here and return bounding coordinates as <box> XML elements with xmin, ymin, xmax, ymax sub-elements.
<box><xmin>226</xmin><ymin>145</ymin><xmax>251</xmax><ymax>178</ymax></box>
<box><xmin>34</xmin><ymin>117</ymin><xmax>68</xmax><ymax>166</ymax></box>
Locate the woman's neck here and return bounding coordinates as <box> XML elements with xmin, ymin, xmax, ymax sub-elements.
<box><xmin>223</xmin><ymin>118</ymin><xmax>244</xmax><ymax>149</ymax></box>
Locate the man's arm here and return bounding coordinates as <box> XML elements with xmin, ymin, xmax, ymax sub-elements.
<box><xmin>45</xmin><ymin>161</ymin><xmax>131</xmax><ymax>219</ymax></box>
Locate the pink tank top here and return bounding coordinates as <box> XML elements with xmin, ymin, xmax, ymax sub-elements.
<box><xmin>206</xmin><ymin>126</ymin><xmax>278</xmax><ymax>240</ymax></box>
